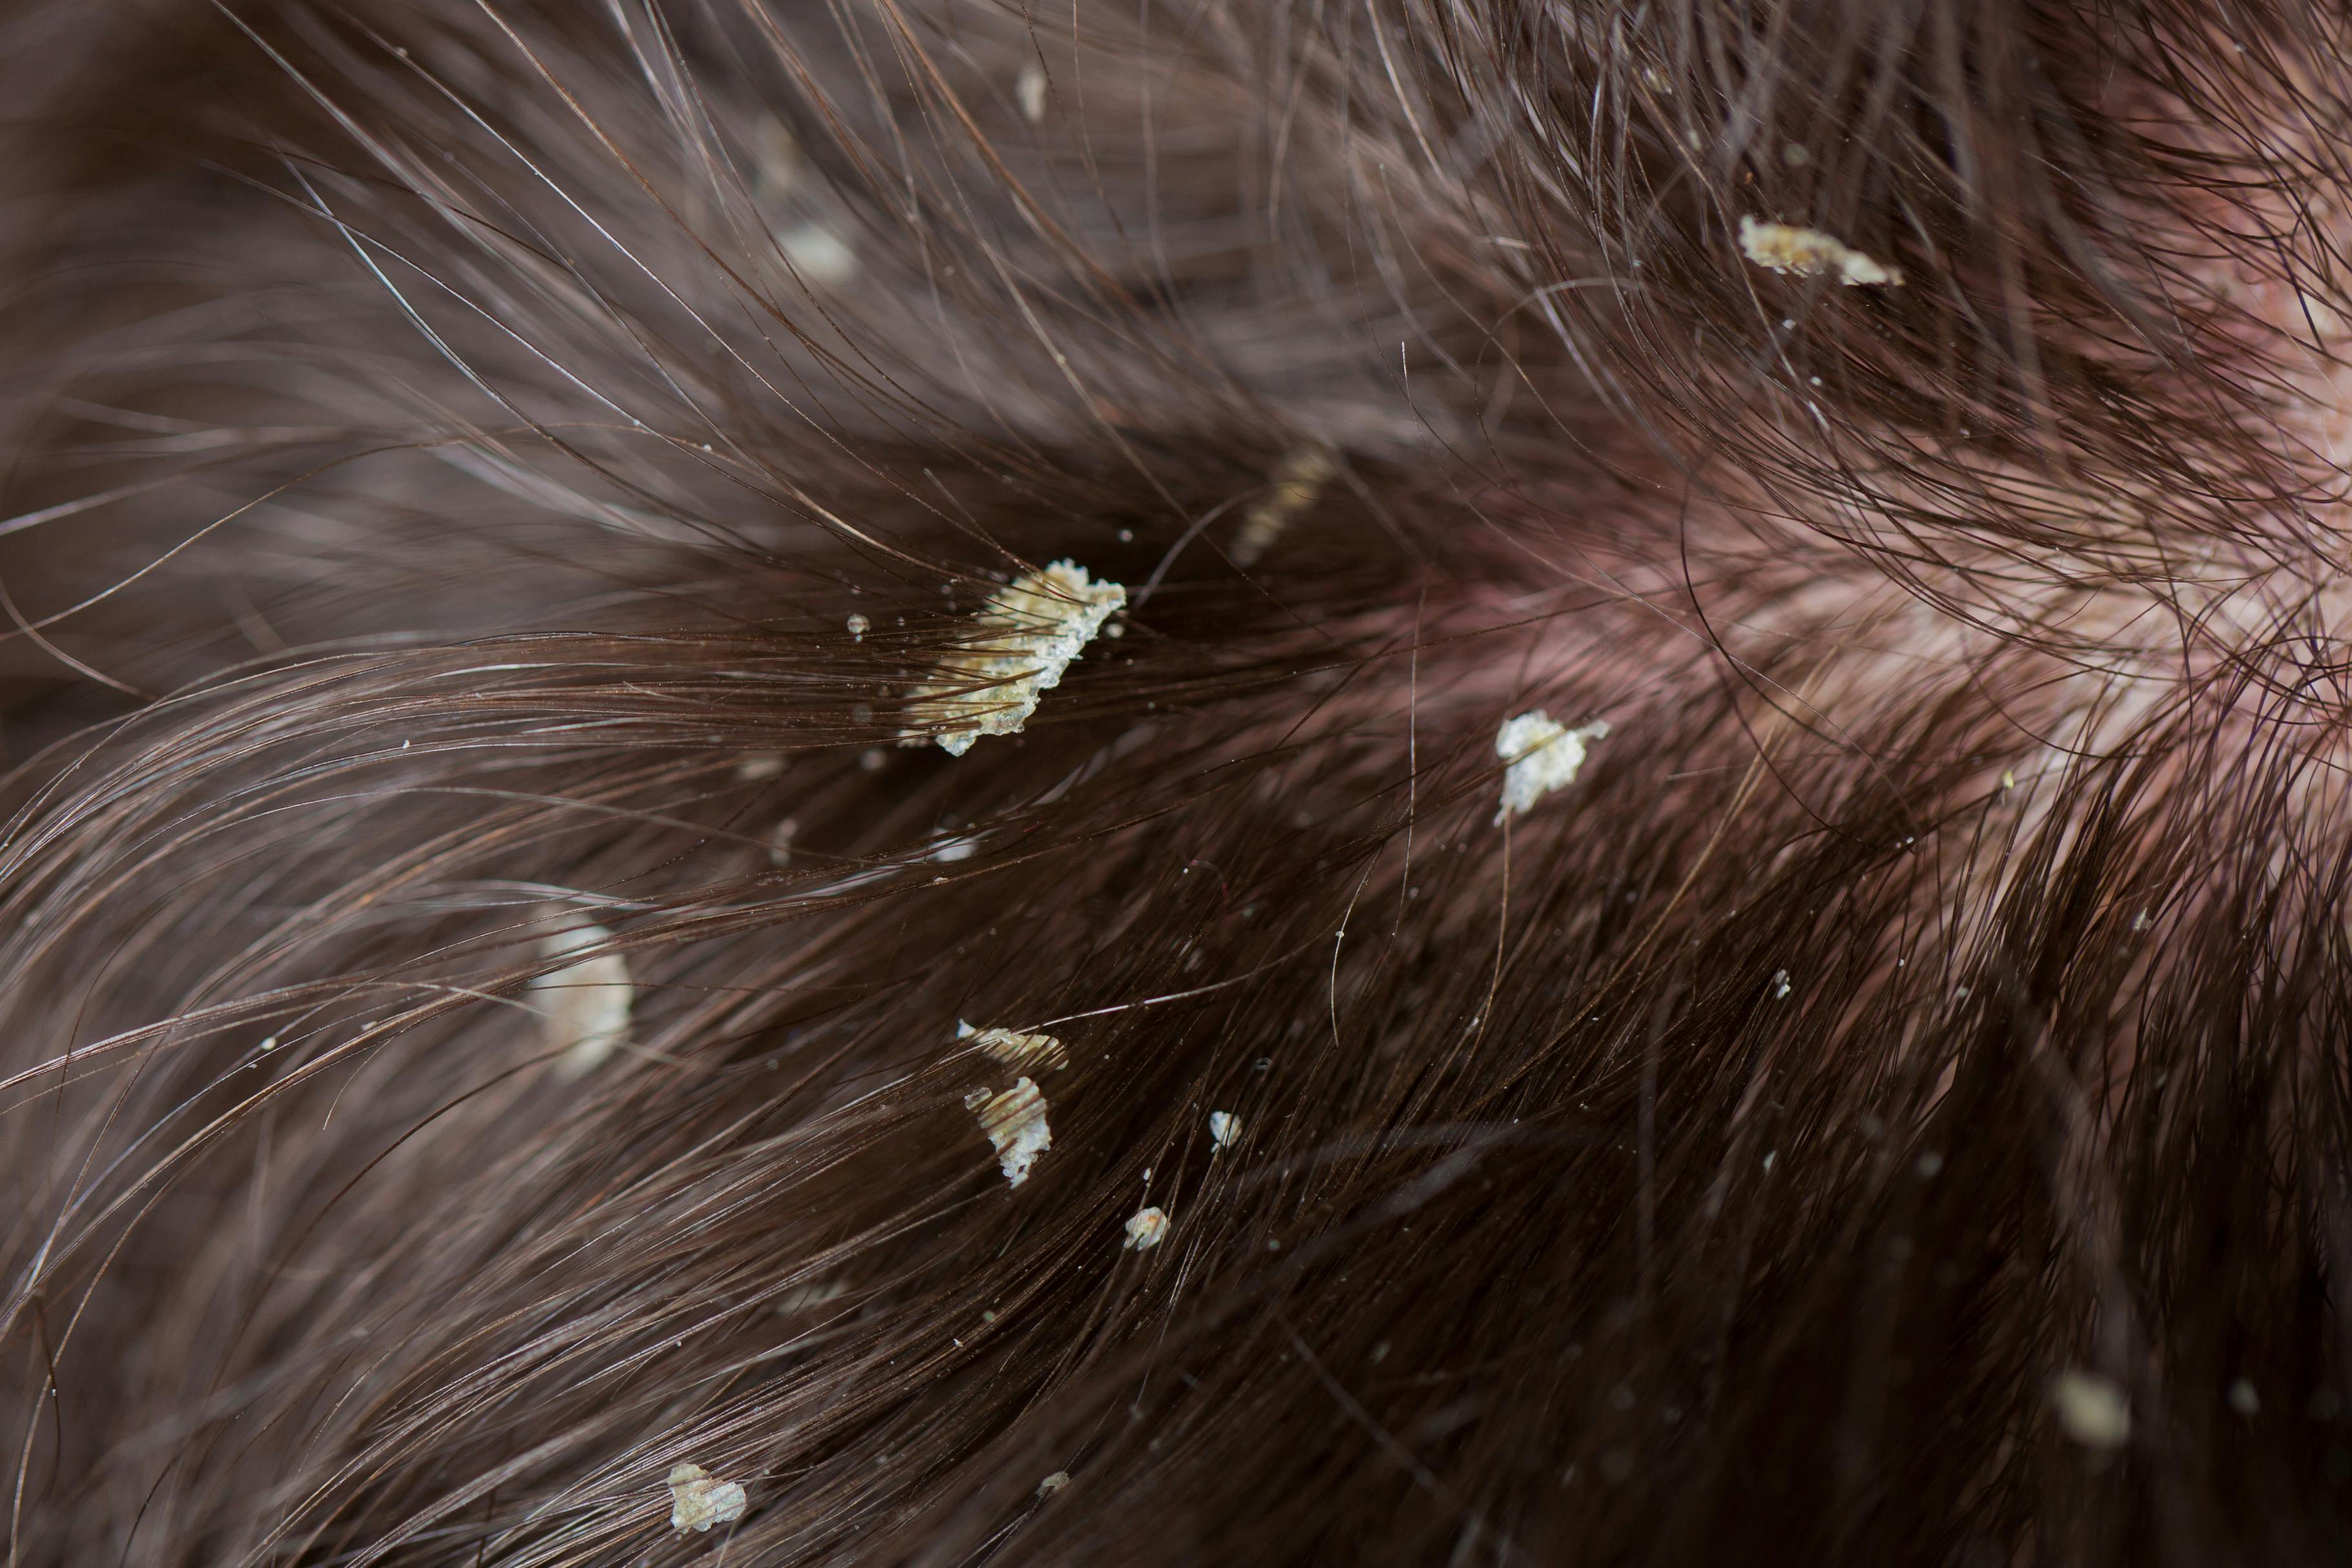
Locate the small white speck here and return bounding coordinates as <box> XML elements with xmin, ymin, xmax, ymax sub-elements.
<box><xmin>1771</xmin><ymin>970</ymin><xmax>1791</xmax><ymax>1000</ymax></box>
<box><xmin>2229</xmin><ymin>1379</ymin><xmax>2260</xmax><ymax>1416</ymax></box>
<box><xmin>847</xmin><ymin>613</ymin><xmax>870</xmax><ymax>640</ymax></box>
<box><xmin>859</xmin><ymin>748</ymin><xmax>887</xmax><ymax>771</ymax></box>
<box><xmin>767</xmin><ymin>817</ymin><xmax>798</xmax><ymax>867</ymax></box>
<box><xmin>2130</xmin><ymin>911</ymin><xmax>2152</xmax><ymax>931</ymax></box>
<box><xmin>667</xmin><ymin>1463</ymin><xmax>748</xmax><ymax>1532</ymax></box>
<box><xmin>1016</xmin><ymin>62</ymin><xmax>1049</xmax><ymax>124</ymax></box>
<box><xmin>2052</xmin><ymin>1370</ymin><xmax>2131</xmax><ymax>1449</ymax></box>
<box><xmin>2001</xmin><ymin>770</ymin><xmax>2016</xmax><ymax>790</ymax></box>
<box><xmin>1762</xmin><ymin>1151</ymin><xmax>1777</xmax><ymax>1171</ymax></box>
<box><xmin>1208</xmin><ymin>1110</ymin><xmax>1241</xmax><ymax>1148</ymax></box>
<box><xmin>1123</xmin><ymin>1206</ymin><xmax>1168</xmax><ymax>1250</ymax></box>
<box><xmin>1915</xmin><ymin>1150</ymin><xmax>1944</xmax><ymax>1178</ymax></box>
<box><xmin>1037</xmin><ymin>1470</ymin><xmax>1069</xmax><ymax>1496</ymax></box>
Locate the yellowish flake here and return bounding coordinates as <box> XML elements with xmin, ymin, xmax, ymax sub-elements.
<box><xmin>1232</xmin><ymin>446</ymin><xmax>1336</xmax><ymax>567</ymax></box>
<box><xmin>901</xmin><ymin>561</ymin><xmax>1126</xmax><ymax>755</ymax></box>
<box><xmin>966</xmin><ymin>1078</ymin><xmax>1051</xmax><ymax>1186</ymax></box>
<box><xmin>960</xmin><ymin>1020</ymin><xmax>1069</xmax><ymax>1074</ymax></box>
<box><xmin>1122</xmin><ymin>1205</ymin><xmax>1169</xmax><ymax>1250</ymax></box>
<box><xmin>1738</xmin><ymin>216</ymin><xmax>1904</xmax><ymax>287</ymax></box>
<box><xmin>668</xmin><ymin>1463</ymin><xmax>747</xmax><ymax>1532</ymax></box>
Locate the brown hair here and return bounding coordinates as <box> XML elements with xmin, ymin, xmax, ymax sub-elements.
<box><xmin>0</xmin><ymin>0</ymin><xmax>2345</xmax><ymax>1562</ymax></box>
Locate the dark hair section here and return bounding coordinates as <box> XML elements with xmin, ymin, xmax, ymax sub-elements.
<box><xmin>0</xmin><ymin>1</ymin><xmax>2346</xmax><ymax>1562</ymax></box>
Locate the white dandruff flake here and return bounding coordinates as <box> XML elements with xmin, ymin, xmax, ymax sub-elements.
<box><xmin>1738</xmin><ymin>216</ymin><xmax>1904</xmax><ymax>287</ymax></box>
<box><xmin>846</xmin><ymin>612</ymin><xmax>870</xmax><ymax>640</ymax></box>
<box><xmin>1016</xmin><ymin>62</ymin><xmax>1049</xmax><ymax>125</ymax></box>
<box><xmin>1036</xmin><ymin>1470</ymin><xmax>1069</xmax><ymax>1497</ymax></box>
<box><xmin>964</xmin><ymin>1024</ymin><xmax>1069</xmax><ymax>1074</ymax></box>
<box><xmin>530</xmin><ymin>922</ymin><xmax>632</xmax><ymax>1077</ymax></box>
<box><xmin>779</xmin><ymin>222</ymin><xmax>857</xmax><ymax>285</ymax></box>
<box><xmin>902</xmin><ymin>561</ymin><xmax>1126</xmax><ymax>755</ymax></box>
<box><xmin>667</xmin><ymin>1463</ymin><xmax>748</xmax><ymax>1532</ymax></box>
<box><xmin>776</xmin><ymin>1277</ymin><xmax>846</xmax><ymax>1315</ymax></box>
<box><xmin>1122</xmin><ymin>1206</ymin><xmax>1169</xmax><ymax>1250</ymax></box>
<box><xmin>967</xmin><ymin>1077</ymin><xmax>1051</xmax><ymax>1186</ymax></box>
<box><xmin>1231</xmin><ymin>446</ymin><xmax>1336</xmax><ymax>566</ymax></box>
<box><xmin>1771</xmin><ymin>969</ymin><xmax>1791</xmax><ymax>1000</ymax></box>
<box><xmin>1207</xmin><ymin>1110</ymin><xmax>1240</xmax><ymax>1149</ymax></box>
<box><xmin>734</xmin><ymin>752</ymin><xmax>786</xmax><ymax>781</ymax></box>
<box><xmin>1494</xmin><ymin>710</ymin><xmax>1609</xmax><ymax>823</ymax></box>
<box><xmin>2052</xmin><ymin>1370</ymin><xmax>2131</xmax><ymax>1449</ymax></box>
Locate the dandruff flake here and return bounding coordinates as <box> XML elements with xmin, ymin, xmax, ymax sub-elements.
<box><xmin>667</xmin><ymin>1464</ymin><xmax>748</xmax><ymax>1532</ymax></box>
<box><xmin>1737</xmin><ymin>216</ymin><xmax>1904</xmax><ymax>287</ymax></box>
<box><xmin>1231</xmin><ymin>446</ymin><xmax>1336</xmax><ymax>567</ymax></box>
<box><xmin>1016</xmin><ymin>61</ymin><xmax>1049</xmax><ymax>124</ymax></box>
<box><xmin>962</xmin><ymin>1022</ymin><xmax>1069</xmax><ymax>1074</ymax></box>
<box><xmin>967</xmin><ymin>1077</ymin><xmax>1052</xmax><ymax>1186</ymax></box>
<box><xmin>901</xmin><ymin>561</ymin><xmax>1125</xmax><ymax>755</ymax></box>
<box><xmin>1207</xmin><ymin>1110</ymin><xmax>1241</xmax><ymax>1149</ymax></box>
<box><xmin>529</xmin><ymin>922</ymin><xmax>632</xmax><ymax>1077</ymax></box>
<box><xmin>2051</xmin><ymin>1370</ymin><xmax>2131</xmax><ymax>1449</ymax></box>
<box><xmin>1123</xmin><ymin>1205</ymin><xmax>1169</xmax><ymax>1250</ymax></box>
<box><xmin>1494</xmin><ymin>711</ymin><xmax>1609</xmax><ymax>823</ymax></box>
